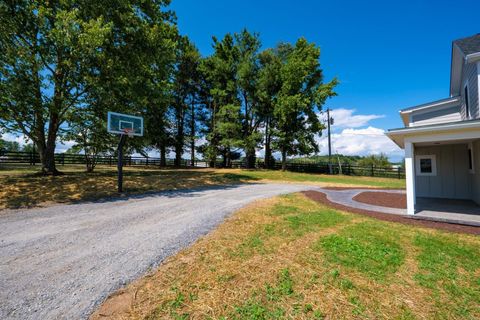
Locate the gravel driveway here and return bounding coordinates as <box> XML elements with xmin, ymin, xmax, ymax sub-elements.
<box><xmin>0</xmin><ymin>183</ymin><xmax>311</xmax><ymax>319</ymax></box>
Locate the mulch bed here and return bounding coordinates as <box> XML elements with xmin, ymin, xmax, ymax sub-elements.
<box><xmin>353</xmin><ymin>191</ymin><xmax>407</xmax><ymax>209</ymax></box>
<box><xmin>302</xmin><ymin>191</ymin><xmax>480</xmax><ymax>235</ymax></box>
<box><xmin>322</xmin><ymin>187</ymin><xmax>405</xmax><ymax>191</ymax></box>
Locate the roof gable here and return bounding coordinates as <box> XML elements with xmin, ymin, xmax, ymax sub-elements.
<box><xmin>454</xmin><ymin>34</ymin><xmax>480</xmax><ymax>55</ymax></box>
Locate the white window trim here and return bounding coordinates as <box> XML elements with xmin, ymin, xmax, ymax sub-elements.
<box><xmin>468</xmin><ymin>142</ymin><xmax>475</xmax><ymax>174</ymax></box>
<box><xmin>415</xmin><ymin>155</ymin><xmax>437</xmax><ymax>176</ymax></box>
<box><xmin>464</xmin><ymin>80</ymin><xmax>471</xmax><ymax>119</ymax></box>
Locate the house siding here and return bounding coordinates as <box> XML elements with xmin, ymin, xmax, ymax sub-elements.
<box><xmin>472</xmin><ymin>140</ymin><xmax>480</xmax><ymax>205</ymax></box>
<box><xmin>415</xmin><ymin>144</ymin><xmax>471</xmax><ymax>200</ymax></box>
<box><xmin>410</xmin><ymin>105</ymin><xmax>461</xmax><ymax>127</ymax></box>
<box><xmin>460</xmin><ymin>62</ymin><xmax>479</xmax><ymax>119</ymax></box>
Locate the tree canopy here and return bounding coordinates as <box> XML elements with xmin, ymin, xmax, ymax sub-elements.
<box><xmin>0</xmin><ymin>2</ymin><xmax>340</xmax><ymax>173</ymax></box>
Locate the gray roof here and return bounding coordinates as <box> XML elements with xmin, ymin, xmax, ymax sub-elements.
<box><xmin>454</xmin><ymin>33</ymin><xmax>480</xmax><ymax>55</ymax></box>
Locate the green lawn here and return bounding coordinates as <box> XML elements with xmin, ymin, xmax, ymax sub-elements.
<box><xmin>226</xmin><ymin>169</ymin><xmax>405</xmax><ymax>189</ymax></box>
<box><xmin>0</xmin><ymin>165</ymin><xmax>404</xmax><ymax>209</ymax></box>
<box><xmin>93</xmin><ymin>193</ymin><xmax>480</xmax><ymax>320</ymax></box>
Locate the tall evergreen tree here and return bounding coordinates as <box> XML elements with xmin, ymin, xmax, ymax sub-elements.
<box><xmin>172</xmin><ymin>37</ymin><xmax>201</xmax><ymax>166</ymax></box>
<box><xmin>199</xmin><ymin>34</ymin><xmax>241</xmax><ymax>167</ymax></box>
<box><xmin>235</xmin><ymin>29</ymin><xmax>262</xmax><ymax>168</ymax></box>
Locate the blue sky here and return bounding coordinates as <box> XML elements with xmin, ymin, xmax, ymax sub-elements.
<box><xmin>170</xmin><ymin>0</ymin><xmax>478</xmax><ymax>131</ymax></box>
<box><xmin>167</xmin><ymin>0</ymin><xmax>479</xmax><ymax>160</ymax></box>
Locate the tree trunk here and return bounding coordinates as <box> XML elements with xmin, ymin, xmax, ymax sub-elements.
<box><xmin>160</xmin><ymin>144</ymin><xmax>166</xmax><ymax>167</ymax></box>
<box><xmin>174</xmin><ymin>132</ymin><xmax>183</xmax><ymax>167</ymax></box>
<box><xmin>42</xmin><ymin>113</ymin><xmax>61</xmax><ymax>175</ymax></box>
<box><xmin>190</xmin><ymin>100</ymin><xmax>195</xmax><ymax>167</ymax></box>
<box><xmin>222</xmin><ymin>151</ymin><xmax>227</xmax><ymax>168</ymax></box>
<box><xmin>174</xmin><ymin>104</ymin><xmax>185</xmax><ymax>167</ymax></box>
<box><xmin>281</xmin><ymin>148</ymin><xmax>287</xmax><ymax>171</ymax></box>
<box><xmin>264</xmin><ymin>117</ymin><xmax>272</xmax><ymax>169</ymax></box>
<box><xmin>246</xmin><ymin>148</ymin><xmax>256</xmax><ymax>169</ymax></box>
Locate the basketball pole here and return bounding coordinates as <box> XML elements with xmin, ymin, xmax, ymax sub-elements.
<box><xmin>117</xmin><ymin>134</ymin><xmax>127</xmax><ymax>193</ymax></box>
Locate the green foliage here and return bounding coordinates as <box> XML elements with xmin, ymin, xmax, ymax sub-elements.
<box><xmin>357</xmin><ymin>153</ymin><xmax>391</xmax><ymax>167</ymax></box>
<box><xmin>271</xmin><ymin>38</ymin><xmax>338</xmax><ymax>169</ymax></box>
<box><xmin>0</xmin><ymin>0</ymin><xmax>177</xmax><ymax>174</ymax></box>
<box><xmin>1</xmin><ymin>2</ymin><xmax>340</xmax><ymax>173</ymax></box>
<box><xmin>0</xmin><ymin>138</ymin><xmax>21</xmax><ymax>152</ymax></box>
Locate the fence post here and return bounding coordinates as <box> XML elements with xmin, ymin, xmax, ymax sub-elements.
<box><xmin>398</xmin><ymin>166</ymin><xmax>401</xmax><ymax>179</ymax></box>
<box><xmin>371</xmin><ymin>164</ymin><xmax>374</xmax><ymax>177</ymax></box>
<box><xmin>146</xmin><ymin>157</ymin><xmax>149</xmax><ymax>166</ymax></box>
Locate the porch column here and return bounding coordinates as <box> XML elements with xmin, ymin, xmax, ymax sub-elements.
<box><xmin>405</xmin><ymin>141</ymin><xmax>416</xmax><ymax>215</ymax></box>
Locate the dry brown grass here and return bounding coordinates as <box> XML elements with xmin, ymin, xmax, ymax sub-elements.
<box><xmin>0</xmin><ymin>165</ymin><xmax>403</xmax><ymax>210</ymax></box>
<box><xmin>91</xmin><ymin>194</ymin><xmax>480</xmax><ymax>320</ymax></box>
<box><xmin>0</xmin><ymin>166</ymin><xmax>256</xmax><ymax>210</ymax></box>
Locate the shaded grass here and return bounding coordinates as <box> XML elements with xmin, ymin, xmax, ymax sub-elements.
<box><xmin>0</xmin><ymin>166</ymin><xmax>255</xmax><ymax>209</ymax></box>
<box><xmin>92</xmin><ymin>193</ymin><xmax>480</xmax><ymax>320</ymax></box>
<box><xmin>0</xmin><ymin>165</ymin><xmax>404</xmax><ymax>210</ymax></box>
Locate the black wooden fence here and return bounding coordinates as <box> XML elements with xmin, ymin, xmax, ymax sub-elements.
<box><xmin>0</xmin><ymin>151</ymin><xmax>405</xmax><ymax>179</ymax></box>
<box><xmin>0</xmin><ymin>151</ymin><xmax>204</xmax><ymax>167</ymax></box>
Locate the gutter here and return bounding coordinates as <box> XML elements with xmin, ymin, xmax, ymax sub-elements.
<box><xmin>388</xmin><ymin>118</ymin><xmax>480</xmax><ymax>135</ymax></box>
<box><xmin>466</xmin><ymin>52</ymin><xmax>480</xmax><ymax>63</ymax></box>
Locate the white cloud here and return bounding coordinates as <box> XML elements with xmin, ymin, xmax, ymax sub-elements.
<box><xmin>1</xmin><ymin>132</ymin><xmax>31</xmax><ymax>145</ymax></box>
<box><xmin>316</xmin><ymin>126</ymin><xmax>404</xmax><ymax>161</ymax></box>
<box><xmin>2</xmin><ymin>132</ymin><xmax>74</xmax><ymax>153</ymax></box>
<box><xmin>321</xmin><ymin>108</ymin><xmax>385</xmax><ymax>128</ymax></box>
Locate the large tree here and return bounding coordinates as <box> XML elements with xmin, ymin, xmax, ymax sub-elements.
<box><xmin>235</xmin><ymin>29</ymin><xmax>263</xmax><ymax>168</ymax></box>
<box><xmin>200</xmin><ymin>34</ymin><xmax>241</xmax><ymax>167</ymax></box>
<box><xmin>0</xmin><ymin>1</ymin><xmax>111</xmax><ymax>174</ymax></box>
<box><xmin>272</xmin><ymin>38</ymin><xmax>338</xmax><ymax>170</ymax></box>
<box><xmin>257</xmin><ymin>48</ymin><xmax>282</xmax><ymax>168</ymax></box>
<box><xmin>0</xmin><ymin>0</ymin><xmax>176</xmax><ymax>174</ymax></box>
<box><xmin>171</xmin><ymin>37</ymin><xmax>201</xmax><ymax>166</ymax></box>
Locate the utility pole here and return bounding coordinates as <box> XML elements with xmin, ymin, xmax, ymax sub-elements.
<box><xmin>327</xmin><ymin>108</ymin><xmax>334</xmax><ymax>174</ymax></box>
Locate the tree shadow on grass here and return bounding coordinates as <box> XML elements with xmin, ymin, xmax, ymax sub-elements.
<box><xmin>0</xmin><ymin>169</ymin><xmax>260</xmax><ymax>210</ymax></box>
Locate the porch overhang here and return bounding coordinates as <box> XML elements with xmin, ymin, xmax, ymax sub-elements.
<box><xmin>386</xmin><ymin>118</ymin><xmax>480</xmax><ymax>149</ymax></box>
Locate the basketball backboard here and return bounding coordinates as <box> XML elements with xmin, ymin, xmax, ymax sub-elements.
<box><xmin>107</xmin><ymin>111</ymin><xmax>144</xmax><ymax>136</ymax></box>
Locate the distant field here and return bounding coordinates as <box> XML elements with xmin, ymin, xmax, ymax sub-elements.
<box><xmin>0</xmin><ymin>165</ymin><xmax>404</xmax><ymax>210</ymax></box>
<box><xmin>93</xmin><ymin>193</ymin><xmax>480</xmax><ymax>319</ymax></box>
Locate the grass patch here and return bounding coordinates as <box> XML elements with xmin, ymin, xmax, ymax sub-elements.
<box><xmin>414</xmin><ymin>233</ymin><xmax>480</xmax><ymax>318</ymax></box>
<box><xmin>92</xmin><ymin>193</ymin><xmax>480</xmax><ymax>320</ymax></box>
<box><xmin>317</xmin><ymin>222</ymin><xmax>406</xmax><ymax>280</ymax></box>
<box><xmin>0</xmin><ymin>165</ymin><xmax>403</xmax><ymax>210</ymax></box>
<box><xmin>227</xmin><ymin>169</ymin><xmax>406</xmax><ymax>189</ymax></box>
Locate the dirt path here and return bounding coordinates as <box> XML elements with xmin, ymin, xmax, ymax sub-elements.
<box><xmin>0</xmin><ymin>183</ymin><xmax>312</xmax><ymax>320</ymax></box>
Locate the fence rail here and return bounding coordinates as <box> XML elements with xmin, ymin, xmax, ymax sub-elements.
<box><xmin>0</xmin><ymin>151</ymin><xmax>204</xmax><ymax>167</ymax></box>
<box><xmin>0</xmin><ymin>151</ymin><xmax>405</xmax><ymax>179</ymax></box>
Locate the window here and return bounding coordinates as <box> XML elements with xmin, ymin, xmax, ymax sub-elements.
<box><xmin>420</xmin><ymin>158</ymin><xmax>432</xmax><ymax>173</ymax></box>
<box><xmin>464</xmin><ymin>85</ymin><xmax>470</xmax><ymax>118</ymax></box>
<box><xmin>416</xmin><ymin>155</ymin><xmax>437</xmax><ymax>176</ymax></box>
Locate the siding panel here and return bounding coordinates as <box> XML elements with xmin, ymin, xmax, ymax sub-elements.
<box><xmin>415</xmin><ymin>144</ymin><xmax>471</xmax><ymax>199</ymax></box>
<box><xmin>460</xmin><ymin>62</ymin><xmax>479</xmax><ymax>119</ymax></box>
<box><xmin>411</xmin><ymin>105</ymin><xmax>461</xmax><ymax>127</ymax></box>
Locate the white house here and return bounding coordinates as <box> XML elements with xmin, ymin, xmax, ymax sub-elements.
<box><xmin>387</xmin><ymin>34</ymin><xmax>480</xmax><ymax>215</ymax></box>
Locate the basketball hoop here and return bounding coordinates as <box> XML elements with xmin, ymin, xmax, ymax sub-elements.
<box><xmin>122</xmin><ymin>128</ymin><xmax>135</xmax><ymax>137</ymax></box>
